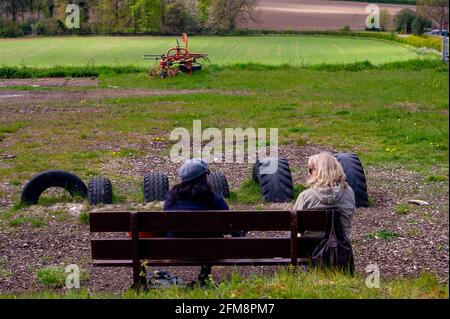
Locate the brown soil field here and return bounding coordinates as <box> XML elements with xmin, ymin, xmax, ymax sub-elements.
<box><xmin>241</xmin><ymin>0</ymin><xmax>415</xmax><ymax>30</ymax></box>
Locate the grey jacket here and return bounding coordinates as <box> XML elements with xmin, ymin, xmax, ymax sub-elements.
<box><xmin>294</xmin><ymin>184</ymin><xmax>355</xmax><ymax>241</ymax></box>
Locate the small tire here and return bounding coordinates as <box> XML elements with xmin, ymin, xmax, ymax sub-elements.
<box><xmin>208</xmin><ymin>172</ymin><xmax>230</xmax><ymax>198</ymax></box>
<box><xmin>88</xmin><ymin>177</ymin><xmax>113</xmax><ymax>205</ymax></box>
<box><xmin>257</xmin><ymin>157</ymin><xmax>294</xmax><ymax>203</ymax></box>
<box><xmin>335</xmin><ymin>153</ymin><xmax>369</xmax><ymax>208</ymax></box>
<box><xmin>20</xmin><ymin>170</ymin><xmax>87</xmax><ymax>205</ymax></box>
<box><xmin>144</xmin><ymin>173</ymin><xmax>169</xmax><ymax>202</ymax></box>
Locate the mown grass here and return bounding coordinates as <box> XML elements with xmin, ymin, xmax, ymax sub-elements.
<box><xmin>0</xmin><ymin>35</ymin><xmax>427</xmax><ymax>68</ymax></box>
<box><xmin>1</xmin><ymin>270</ymin><xmax>447</xmax><ymax>299</ymax></box>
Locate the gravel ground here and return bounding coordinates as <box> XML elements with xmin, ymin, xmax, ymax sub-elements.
<box><xmin>0</xmin><ymin>143</ymin><xmax>448</xmax><ymax>295</ymax></box>
<box><xmin>0</xmin><ymin>83</ymin><xmax>447</xmax><ymax>295</ymax></box>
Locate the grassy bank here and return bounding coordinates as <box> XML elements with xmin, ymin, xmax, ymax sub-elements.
<box><xmin>1</xmin><ymin>270</ymin><xmax>447</xmax><ymax>299</ymax></box>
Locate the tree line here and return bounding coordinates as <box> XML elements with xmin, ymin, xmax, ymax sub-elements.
<box><xmin>0</xmin><ymin>0</ymin><xmax>258</xmax><ymax>37</ymax></box>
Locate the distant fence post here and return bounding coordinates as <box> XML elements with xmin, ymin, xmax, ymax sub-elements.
<box><xmin>443</xmin><ymin>36</ymin><xmax>449</xmax><ymax>64</ymax></box>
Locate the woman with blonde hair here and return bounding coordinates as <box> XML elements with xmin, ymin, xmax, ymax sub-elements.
<box><xmin>294</xmin><ymin>152</ymin><xmax>355</xmax><ymax>242</ymax></box>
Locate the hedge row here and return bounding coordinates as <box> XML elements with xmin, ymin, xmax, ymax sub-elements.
<box><xmin>0</xmin><ymin>65</ymin><xmax>144</xmax><ymax>79</ymax></box>
<box><xmin>0</xmin><ymin>58</ymin><xmax>446</xmax><ymax>79</ymax></box>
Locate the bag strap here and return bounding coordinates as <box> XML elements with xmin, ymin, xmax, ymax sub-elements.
<box><xmin>325</xmin><ymin>209</ymin><xmax>336</xmax><ymax>238</ymax></box>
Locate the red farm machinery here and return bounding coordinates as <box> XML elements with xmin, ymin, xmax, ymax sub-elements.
<box><xmin>143</xmin><ymin>33</ymin><xmax>210</xmax><ymax>79</ymax></box>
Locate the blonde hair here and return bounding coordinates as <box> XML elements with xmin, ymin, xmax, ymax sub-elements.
<box><xmin>307</xmin><ymin>152</ymin><xmax>347</xmax><ymax>188</ymax></box>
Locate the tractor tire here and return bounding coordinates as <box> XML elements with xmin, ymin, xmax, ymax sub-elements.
<box><xmin>252</xmin><ymin>162</ymin><xmax>260</xmax><ymax>183</ymax></box>
<box><xmin>208</xmin><ymin>172</ymin><xmax>230</xmax><ymax>198</ymax></box>
<box><xmin>88</xmin><ymin>177</ymin><xmax>113</xmax><ymax>205</ymax></box>
<box><xmin>144</xmin><ymin>173</ymin><xmax>169</xmax><ymax>202</ymax></box>
<box><xmin>20</xmin><ymin>170</ymin><xmax>87</xmax><ymax>205</ymax></box>
<box><xmin>256</xmin><ymin>157</ymin><xmax>294</xmax><ymax>203</ymax></box>
<box><xmin>335</xmin><ymin>153</ymin><xmax>369</xmax><ymax>208</ymax></box>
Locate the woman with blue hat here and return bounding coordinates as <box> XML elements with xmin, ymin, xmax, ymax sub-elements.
<box><xmin>164</xmin><ymin>158</ymin><xmax>230</xmax><ymax>285</ymax></box>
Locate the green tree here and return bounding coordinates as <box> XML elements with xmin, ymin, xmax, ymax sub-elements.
<box><xmin>130</xmin><ymin>0</ymin><xmax>163</xmax><ymax>33</ymax></box>
<box><xmin>417</xmin><ymin>0</ymin><xmax>449</xmax><ymax>33</ymax></box>
<box><xmin>198</xmin><ymin>0</ymin><xmax>211</xmax><ymax>24</ymax></box>
<box><xmin>394</xmin><ymin>8</ymin><xmax>417</xmax><ymax>33</ymax></box>
<box><xmin>207</xmin><ymin>0</ymin><xmax>258</xmax><ymax>33</ymax></box>
<box><xmin>412</xmin><ymin>16</ymin><xmax>432</xmax><ymax>34</ymax></box>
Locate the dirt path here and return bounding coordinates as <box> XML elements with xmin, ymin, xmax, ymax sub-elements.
<box><xmin>242</xmin><ymin>0</ymin><xmax>415</xmax><ymax>30</ymax></box>
<box><xmin>0</xmin><ymin>78</ymin><xmax>99</xmax><ymax>88</ymax></box>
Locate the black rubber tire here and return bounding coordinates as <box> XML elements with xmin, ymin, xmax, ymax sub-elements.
<box><xmin>256</xmin><ymin>157</ymin><xmax>294</xmax><ymax>203</ymax></box>
<box><xmin>144</xmin><ymin>173</ymin><xmax>169</xmax><ymax>202</ymax></box>
<box><xmin>252</xmin><ymin>162</ymin><xmax>260</xmax><ymax>183</ymax></box>
<box><xmin>88</xmin><ymin>177</ymin><xmax>113</xmax><ymax>205</ymax></box>
<box><xmin>20</xmin><ymin>170</ymin><xmax>87</xmax><ymax>205</ymax></box>
<box><xmin>208</xmin><ymin>172</ymin><xmax>230</xmax><ymax>198</ymax></box>
<box><xmin>335</xmin><ymin>153</ymin><xmax>369</xmax><ymax>208</ymax></box>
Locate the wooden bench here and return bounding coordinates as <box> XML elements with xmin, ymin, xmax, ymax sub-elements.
<box><xmin>89</xmin><ymin>210</ymin><xmax>339</xmax><ymax>289</ymax></box>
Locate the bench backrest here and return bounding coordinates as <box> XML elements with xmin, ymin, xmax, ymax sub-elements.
<box><xmin>90</xmin><ymin>210</ymin><xmax>338</xmax><ymax>263</ymax></box>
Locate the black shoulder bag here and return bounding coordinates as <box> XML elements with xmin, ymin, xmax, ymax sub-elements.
<box><xmin>311</xmin><ymin>209</ymin><xmax>355</xmax><ymax>275</ymax></box>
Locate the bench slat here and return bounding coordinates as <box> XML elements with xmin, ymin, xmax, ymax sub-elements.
<box><xmin>93</xmin><ymin>258</ymin><xmax>310</xmax><ymax>267</ymax></box>
<box><xmin>91</xmin><ymin>237</ymin><xmax>321</xmax><ymax>260</ymax></box>
<box><xmin>90</xmin><ymin>210</ymin><xmax>331</xmax><ymax>232</ymax></box>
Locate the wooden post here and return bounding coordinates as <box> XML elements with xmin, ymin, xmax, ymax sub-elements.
<box><xmin>290</xmin><ymin>210</ymin><xmax>298</xmax><ymax>266</ymax></box>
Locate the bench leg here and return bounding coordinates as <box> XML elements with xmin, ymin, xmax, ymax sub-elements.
<box><xmin>131</xmin><ymin>263</ymin><xmax>148</xmax><ymax>291</ymax></box>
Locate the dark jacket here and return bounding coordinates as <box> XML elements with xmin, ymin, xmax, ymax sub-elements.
<box><xmin>164</xmin><ymin>192</ymin><xmax>230</xmax><ymax>238</ymax></box>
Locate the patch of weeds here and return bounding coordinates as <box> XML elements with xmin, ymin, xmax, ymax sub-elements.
<box><xmin>9</xmin><ymin>215</ymin><xmax>47</xmax><ymax>228</ymax></box>
<box><xmin>1</xmin><ymin>202</ymin><xmax>26</xmax><ymax>220</ymax></box>
<box><xmin>0</xmin><ymin>122</ymin><xmax>25</xmax><ymax>139</ymax></box>
<box><xmin>365</xmin><ymin>229</ymin><xmax>397</xmax><ymax>241</ymax></box>
<box><xmin>0</xmin><ymin>268</ymin><xmax>13</xmax><ymax>279</ymax></box>
<box><xmin>228</xmin><ymin>179</ymin><xmax>262</xmax><ymax>205</ymax></box>
<box><xmin>38</xmin><ymin>192</ymin><xmax>85</xmax><ymax>206</ymax></box>
<box><xmin>295</xmin><ymin>135</ymin><xmax>310</xmax><ymax>146</ymax></box>
<box><xmin>426</xmin><ymin>175</ymin><xmax>448</xmax><ymax>183</ymax></box>
<box><xmin>336</xmin><ymin>110</ymin><xmax>351</xmax><ymax>116</ymax></box>
<box><xmin>112</xmin><ymin>190</ymin><xmax>127</xmax><ymax>204</ymax></box>
<box><xmin>10</xmin><ymin>180</ymin><xmax>22</xmax><ymax>187</ymax></box>
<box><xmin>368</xmin><ymin>197</ymin><xmax>375</xmax><ymax>207</ymax></box>
<box><xmin>41</xmin><ymin>256</ymin><xmax>53</xmax><ymax>262</ymax></box>
<box><xmin>79</xmin><ymin>209</ymin><xmax>89</xmax><ymax>225</ymax></box>
<box><xmin>36</xmin><ymin>265</ymin><xmax>89</xmax><ymax>288</ymax></box>
<box><xmin>84</xmin><ymin>170</ymin><xmax>99</xmax><ymax>178</ymax></box>
<box><xmin>8</xmin><ymin>216</ymin><xmax>27</xmax><ymax>227</ymax></box>
<box><xmin>29</xmin><ymin>217</ymin><xmax>47</xmax><ymax>228</ymax></box>
<box><xmin>53</xmin><ymin>210</ymin><xmax>69</xmax><ymax>222</ymax></box>
<box><xmin>288</xmin><ymin>124</ymin><xmax>310</xmax><ymax>134</ymax></box>
<box><xmin>112</xmin><ymin>148</ymin><xmax>142</xmax><ymax>158</ymax></box>
<box><xmin>408</xmin><ymin>228</ymin><xmax>420</xmax><ymax>238</ymax></box>
<box><xmin>36</xmin><ymin>266</ymin><xmax>67</xmax><ymax>288</ymax></box>
<box><xmin>396</xmin><ymin>203</ymin><xmax>411</xmax><ymax>215</ymax></box>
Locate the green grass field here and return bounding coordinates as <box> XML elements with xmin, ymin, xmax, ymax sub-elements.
<box><xmin>0</xmin><ymin>36</ymin><xmax>430</xmax><ymax>67</ymax></box>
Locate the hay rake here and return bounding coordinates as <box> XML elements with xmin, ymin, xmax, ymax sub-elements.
<box><xmin>143</xmin><ymin>33</ymin><xmax>210</xmax><ymax>79</ymax></box>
